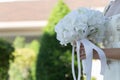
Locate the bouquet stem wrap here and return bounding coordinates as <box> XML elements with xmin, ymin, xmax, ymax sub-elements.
<box><xmin>72</xmin><ymin>39</ymin><xmax>107</xmax><ymax>80</ymax></box>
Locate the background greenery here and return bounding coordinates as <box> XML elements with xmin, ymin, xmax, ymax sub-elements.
<box><xmin>0</xmin><ymin>39</ymin><xmax>14</xmax><ymax>80</ymax></box>
<box><xmin>35</xmin><ymin>0</ymin><xmax>76</xmax><ymax>80</ymax></box>
<box><xmin>9</xmin><ymin>37</ymin><xmax>39</xmax><ymax>80</ymax></box>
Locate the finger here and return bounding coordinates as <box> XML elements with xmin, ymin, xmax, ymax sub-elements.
<box><xmin>80</xmin><ymin>53</ymin><xmax>85</xmax><ymax>57</ymax></box>
<box><xmin>80</xmin><ymin>43</ymin><xmax>84</xmax><ymax>49</ymax></box>
<box><xmin>80</xmin><ymin>47</ymin><xmax>85</xmax><ymax>54</ymax></box>
<box><xmin>80</xmin><ymin>54</ymin><xmax>86</xmax><ymax>59</ymax></box>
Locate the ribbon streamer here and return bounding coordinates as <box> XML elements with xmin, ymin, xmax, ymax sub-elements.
<box><xmin>72</xmin><ymin>39</ymin><xmax>107</xmax><ymax>80</ymax></box>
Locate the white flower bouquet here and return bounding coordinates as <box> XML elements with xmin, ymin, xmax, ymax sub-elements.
<box><xmin>55</xmin><ymin>8</ymin><xmax>107</xmax><ymax>80</ymax></box>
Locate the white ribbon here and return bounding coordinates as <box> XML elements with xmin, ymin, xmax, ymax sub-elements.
<box><xmin>72</xmin><ymin>39</ymin><xmax>107</xmax><ymax>80</ymax></box>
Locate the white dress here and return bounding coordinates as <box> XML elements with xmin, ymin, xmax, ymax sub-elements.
<box><xmin>103</xmin><ymin>0</ymin><xmax>120</xmax><ymax>80</ymax></box>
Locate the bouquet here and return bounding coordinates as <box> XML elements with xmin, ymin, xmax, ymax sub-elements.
<box><xmin>55</xmin><ymin>8</ymin><xmax>107</xmax><ymax>80</ymax></box>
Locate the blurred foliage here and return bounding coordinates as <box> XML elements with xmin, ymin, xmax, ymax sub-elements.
<box><xmin>92</xmin><ymin>77</ymin><xmax>97</xmax><ymax>80</ymax></box>
<box><xmin>13</xmin><ymin>36</ymin><xmax>25</xmax><ymax>48</ymax></box>
<box><xmin>84</xmin><ymin>76</ymin><xmax>97</xmax><ymax>80</ymax></box>
<box><xmin>27</xmin><ymin>40</ymin><xmax>40</xmax><ymax>54</ymax></box>
<box><xmin>9</xmin><ymin>37</ymin><xmax>39</xmax><ymax>80</ymax></box>
<box><xmin>36</xmin><ymin>0</ymin><xmax>78</xmax><ymax>80</ymax></box>
<box><xmin>0</xmin><ymin>39</ymin><xmax>14</xmax><ymax>80</ymax></box>
<box><xmin>9</xmin><ymin>48</ymin><xmax>36</xmax><ymax>80</ymax></box>
<box><xmin>44</xmin><ymin>0</ymin><xmax>70</xmax><ymax>34</ymax></box>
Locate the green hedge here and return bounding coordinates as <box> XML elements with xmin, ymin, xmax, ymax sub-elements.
<box><xmin>0</xmin><ymin>39</ymin><xmax>14</xmax><ymax>80</ymax></box>
<box><xmin>36</xmin><ymin>0</ymin><xmax>76</xmax><ymax>80</ymax></box>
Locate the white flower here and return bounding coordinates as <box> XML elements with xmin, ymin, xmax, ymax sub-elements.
<box><xmin>55</xmin><ymin>7</ymin><xmax>106</xmax><ymax>45</ymax></box>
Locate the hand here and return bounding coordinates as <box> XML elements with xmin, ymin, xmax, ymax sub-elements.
<box><xmin>80</xmin><ymin>43</ymin><xmax>99</xmax><ymax>60</ymax></box>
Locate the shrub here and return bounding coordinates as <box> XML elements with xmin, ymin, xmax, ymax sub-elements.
<box><xmin>13</xmin><ymin>36</ymin><xmax>25</xmax><ymax>48</ymax></box>
<box><xmin>9</xmin><ymin>37</ymin><xmax>39</xmax><ymax>80</ymax></box>
<box><xmin>9</xmin><ymin>48</ymin><xmax>36</xmax><ymax>80</ymax></box>
<box><xmin>35</xmin><ymin>0</ymin><xmax>77</xmax><ymax>80</ymax></box>
<box><xmin>0</xmin><ymin>39</ymin><xmax>14</xmax><ymax>80</ymax></box>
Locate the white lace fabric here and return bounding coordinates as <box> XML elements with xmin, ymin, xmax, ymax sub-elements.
<box><xmin>103</xmin><ymin>1</ymin><xmax>120</xmax><ymax>79</ymax></box>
